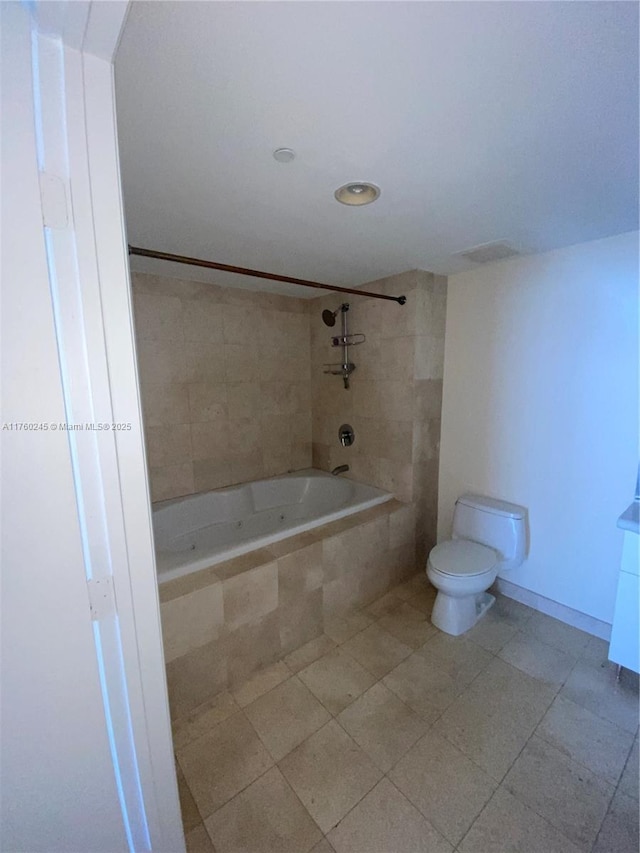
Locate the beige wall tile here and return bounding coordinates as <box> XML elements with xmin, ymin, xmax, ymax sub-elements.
<box><xmin>193</xmin><ymin>458</ymin><xmax>234</xmax><ymax>493</ymax></box>
<box><xmin>184</xmin><ymin>339</ymin><xmax>226</xmax><ymax>384</ymax></box>
<box><xmin>137</xmin><ymin>336</ymin><xmax>187</xmax><ymax>385</ymax></box>
<box><xmin>227</xmin><ymin>382</ymin><xmax>261</xmax><ymax>419</ymax></box>
<box><xmin>150</xmin><ymin>462</ymin><xmax>194</xmax><ymax>502</ymax></box>
<box><xmin>228</xmin><ymin>418</ymin><xmax>262</xmax><ymax>456</ymax></box>
<box><xmin>230</xmin><ymin>452</ymin><xmax>265</xmax><ymax>484</ymax></box>
<box><xmin>183</xmin><ymin>298</ymin><xmax>224</xmax><ymax>344</ymax></box>
<box><xmin>323</xmin><ymin>516</ymin><xmax>389</xmax><ymax>582</ymax></box>
<box><xmin>222</xmin><ymin>304</ymin><xmax>261</xmax><ymax>344</ymax></box>
<box><xmin>290</xmin><ymin>441</ymin><xmax>312</xmax><ymax>471</ymax></box>
<box><xmin>378</xmin><ymin>459</ymin><xmax>413</xmax><ymax>502</ymax></box>
<box><xmin>188</xmin><ymin>383</ymin><xmax>228</xmax><ymax>422</ymax></box>
<box><xmin>225</xmin><ymin>342</ymin><xmax>260</xmax><ymax>382</ymax></box>
<box><xmin>278</xmin><ymin>543</ymin><xmax>324</xmax><ymax>607</ymax></box>
<box><xmin>133</xmin><ymin>292</ymin><xmax>183</xmax><ymax>342</ymax></box>
<box><xmin>415</xmin><ymin>334</ymin><xmax>445</xmax><ymax>381</ymax></box>
<box><xmin>279</xmin><ymin>588</ymin><xmax>324</xmax><ymax>655</ymax></box>
<box><xmin>224</xmin><ymin>610</ymin><xmax>282</xmax><ymax>688</ymax></box>
<box><xmin>312</xmin><ymin>442</ymin><xmax>331</xmax><ymax>470</ymax></box>
<box><xmin>223</xmin><ymin>562</ymin><xmax>278</xmax><ymax>631</ymax></box>
<box><xmin>166</xmin><ymin>638</ymin><xmax>228</xmax><ymax>719</ymax></box>
<box><xmin>146</xmin><ymin>424</ymin><xmax>192</xmax><ymax>468</ymax></box>
<box><xmin>141</xmin><ymin>382</ymin><xmax>190</xmax><ymax>427</ymax></box>
<box><xmin>161</xmin><ymin>583</ymin><xmax>224</xmax><ymax>663</ymax></box>
<box><xmin>389</xmin><ymin>504</ymin><xmax>416</xmax><ymax>550</ymax></box>
<box><xmin>191</xmin><ymin>421</ymin><xmax>229</xmax><ymax>461</ymax></box>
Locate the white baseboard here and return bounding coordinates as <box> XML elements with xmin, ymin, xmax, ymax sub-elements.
<box><xmin>494</xmin><ymin>578</ymin><xmax>612</xmax><ymax>642</ymax></box>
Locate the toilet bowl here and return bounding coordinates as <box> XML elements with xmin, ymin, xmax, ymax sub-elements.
<box><xmin>426</xmin><ymin>494</ymin><xmax>526</xmax><ymax>636</ymax></box>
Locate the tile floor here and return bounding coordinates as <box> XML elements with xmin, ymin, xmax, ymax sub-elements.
<box><xmin>174</xmin><ymin>573</ymin><xmax>639</xmax><ymax>853</ymax></box>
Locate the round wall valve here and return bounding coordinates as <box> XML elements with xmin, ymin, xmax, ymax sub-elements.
<box><xmin>339</xmin><ymin>424</ymin><xmax>355</xmax><ymax>447</ymax></box>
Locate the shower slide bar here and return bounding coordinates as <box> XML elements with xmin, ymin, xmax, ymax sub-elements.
<box><xmin>127</xmin><ymin>245</ymin><xmax>407</xmax><ymax>305</ymax></box>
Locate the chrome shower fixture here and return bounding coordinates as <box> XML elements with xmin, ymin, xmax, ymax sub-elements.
<box><xmin>322</xmin><ymin>303</ymin><xmax>360</xmax><ymax>389</ymax></box>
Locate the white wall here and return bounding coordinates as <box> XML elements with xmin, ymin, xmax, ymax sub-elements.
<box><xmin>1</xmin><ymin>3</ymin><xmax>183</xmax><ymax>850</ymax></box>
<box><xmin>0</xmin><ymin>4</ymin><xmax>128</xmax><ymax>848</ymax></box>
<box><xmin>438</xmin><ymin>232</ymin><xmax>639</xmax><ymax>625</ymax></box>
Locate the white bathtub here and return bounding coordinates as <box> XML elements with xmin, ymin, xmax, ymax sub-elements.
<box><xmin>153</xmin><ymin>469</ymin><xmax>392</xmax><ymax>583</ymax></box>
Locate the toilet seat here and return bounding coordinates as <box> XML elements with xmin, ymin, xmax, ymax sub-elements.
<box><xmin>429</xmin><ymin>540</ymin><xmax>497</xmax><ymax>577</ymax></box>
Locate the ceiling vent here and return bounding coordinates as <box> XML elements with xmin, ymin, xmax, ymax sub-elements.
<box><xmin>456</xmin><ymin>241</ymin><xmax>522</xmax><ymax>265</ymax></box>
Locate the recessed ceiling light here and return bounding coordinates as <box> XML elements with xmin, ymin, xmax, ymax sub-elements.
<box><xmin>273</xmin><ymin>148</ymin><xmax>295</xmax><ymax>163</ymax></box>
<box><xmin>334</xmin><ymin>182</ymin><xmax>381</xmax><ymax>206</ymax></box>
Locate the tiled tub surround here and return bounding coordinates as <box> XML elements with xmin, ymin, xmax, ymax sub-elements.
<box><xmin>311</xmin><ymin>270</ymin><xmax>447</xmax><ymax>565</ymax></box>
<box><xmin>175</xmin><ymin>574</ymin><xmax>639</xmax><ymax>853</ymax></box>
<box><xmin>131</xmin><ymin>271</ymin><xmax>312</xmax><ymax>502</ymax></box>
<box><xmin>160</xmin><ymin>499</ymin><xmax>416</xmax><ymax>719</ymax></box>
<box><xmin>154</xmin><ymin>469</ymin><xmax>392</xmax><ymax>583</ymax></box>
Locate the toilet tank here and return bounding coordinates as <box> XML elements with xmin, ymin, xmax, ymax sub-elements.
<box><xmin>452</xmin><ymin>494</ymin><xmax>527</xmax><ymax>571</ymax></box>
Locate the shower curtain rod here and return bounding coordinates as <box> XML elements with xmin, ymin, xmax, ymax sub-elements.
<box><xmin>128</xmin><ymin>245</ymin><xmax>407</xmax><ymax>305</ymax></box>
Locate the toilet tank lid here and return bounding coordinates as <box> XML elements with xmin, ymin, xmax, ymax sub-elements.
<box><xmin>457</xmin><ymin>493</ymin><xmax>526</xmax><ymax>520</ymax></box>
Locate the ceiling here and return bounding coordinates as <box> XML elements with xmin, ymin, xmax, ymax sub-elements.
<box><xmin>115</xmin><ymin>1</ymin><xmax>638</xmax><ymax>298</ymax></box>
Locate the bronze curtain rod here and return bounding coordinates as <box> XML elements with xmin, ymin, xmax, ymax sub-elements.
<box><xmin>128</xmin><ymin>245</ymin><xmax>406</xmax><ymax>305</ymax></box>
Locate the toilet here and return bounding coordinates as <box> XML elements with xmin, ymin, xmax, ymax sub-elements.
<box><xmin>426</xmin><ymin>494</ymin><xmax>527</xmax><ymax>636</ymax></box>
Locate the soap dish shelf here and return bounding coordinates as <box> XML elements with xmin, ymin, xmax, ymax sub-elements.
<box><xmin>331</xmin><ymin>333</ymin><xmax>366</xmax><ymax>347</ymax></box>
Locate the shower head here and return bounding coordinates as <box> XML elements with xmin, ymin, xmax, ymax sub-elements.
<box><xmin>322</xmin><ymin>309</ymin><xmax>338</xmax><ymax>327</ymax></box>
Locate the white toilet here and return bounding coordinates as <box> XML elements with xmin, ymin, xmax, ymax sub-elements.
<box><xmin>426</xmin><ymin>494</ymin><xmax>527</xmax><ymax>636</ymax></box>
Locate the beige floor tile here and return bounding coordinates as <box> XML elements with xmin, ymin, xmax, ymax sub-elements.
<box><xmin>177</xmin><ymin>765</ymin><xmax>202</xmax><ymax>832</ymax></box>
<box><xmin>580</xmin><ymin>634</ymin><xmax>611</xmax><ymax>668</ymax></box>
<box><xmin>391</xmin><ymin>571</ymin><xmax>435</xmax><ymax>601</ymax></box>
<box><xmin>490</xmin><ymin>595</ymin><xmax>535</xmax><ymax>626</ymax></box>
<box><xmin>466</xmin><ymin>613</ymin><xmax>519</xmax><ymax>654</ymax></box>
<box><xmin>521</xmin><ymin>611</ymin><xmax>591</xmax><ymax>657</ymax></box>
<box><xmin>537</xmin><ymin>695</ymin><xmax>635</xmax><ymax>784</ymax></box>
<box><xmin>324</xmin><ymin>611</ymin><xmax>373</xmax><ymax>644</ymax></box>
<box><xmin>417</xmin><ymin>632</ymin><xmax>493</xmax><ymax>687</ymax></box>
<box><xmin>310</xmin><ymin>839</ymin><xmax>336</xmax><ymax>853</ymax></box>
<box><xmin>433</xmin><ymin>658</ymin><xmax>556</xmax><ymax>780</ymax></box>
<box><xmin>244</xmin><ymin>676</ymin><xmax>331</xmax><ymax>761</ymax></box>
<box><xmin>279</xmin><ymin>720</ymin><xmax>382</xmax><ymax>834</ymax></box>
<box><xmin>337</xmin><ymin>682</ymin><xmax>429</xmax><ymax>772</ymax></box>
<box><xmin>328</xmin><ymin>778</ymin><xmax>452</xmax><ymax>853</ymax></box>
<box><xmin>459</xmin><ymin>786</ymin><xmax>583</xmax><ymax>853</ymax></box>
<box><xmin>390</xmin><ymin>573</ymin><xmax>436</xmax><ymax>611</ymax></box>
<box><xmin>407</xmin><ymin>586</ymin><xmax>438</xmax><ymax>615</ymax></box>
<box><xmin>284</xmin><ymin>635</ymin><xmax>336</xmax><ymax>673</ymax></box>
<box><xmin>205</xmin><ymin>766</ymin><xmax>322</xmax><ymax>853</ymax></box>
<box><xmin>498</xmin><ymin>632</ymin><xmax>577</xmax><ymax>687</ymax></box>
<box><xmin>365</xmin><ymin>590</ymin><xmax>403</xmax><ymax>618</ymax></box>
<box><xmin>172</xmin><ymin>691</ymin><xmax>239</xmax><ymax>750</ymax></box>
<box><xmin>298</xmin><ymin>648</ymin><xmax>376</xmax><ymax>715</ymax></box>
<box><xmin>503</xmin><ymin>735</ymin><xmax>614</xmax><ymax>850</ymax></box>
<box><xmin>388</xmin><ymin>730</ymin><xmax>496</xmax><ymax>846</ymax></box>
<box><xmin>619</xmin><ymin>736</ymin><xmax>639</xmax><ymax>800</ymax></box>
<box><xmin>341</xmin><ymin>623</ymin><xmax>412</xmax><ymax>678</ymax></box>
<box><xmin>176</xmin><ymin>713</ymin><xmax>273</xmax><ymax>819</ymax></box>
<box><xmin>185</xmin><ymin>824</ymin><xmax>215</xmax><ymax>853</ymax></box>
<box><xmin>377</xmin><ymin>602</ymin><xmax>438</xmax><ymax>649</ymax></box>
<box><xmin>560</xmin><ymin>660</ymin><xmax>639</xmax><ymax>733</ymax></box>
<box><xmin>232</xmin><ymin>661</ymin><xmax>291</xmax><ymax>708</ymax></box>
<box><xmin>465</xmin><ymin>595</ymin><xmax>533</xmax><ymax>653</ymax></box>
<box><xmin>593</xmin><ymin>789</ymin><xmax>640</xmax><ymax>853</ymax></box>
<box><xmin>383</xmin><ymin>652</ymin><xmax>462</xmax><ymax>714</ymax></box>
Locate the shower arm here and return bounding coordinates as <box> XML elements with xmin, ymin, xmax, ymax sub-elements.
<box><xmin>128</xmin><ymin>245</ymin><xmax>407</xmax><ymax>305</ymax></box>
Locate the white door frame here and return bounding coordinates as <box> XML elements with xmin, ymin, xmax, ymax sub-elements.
<box><xmin>31</xmin><ymin>2</ymin><xmax>184</xmax><ymax>849</ymax></box>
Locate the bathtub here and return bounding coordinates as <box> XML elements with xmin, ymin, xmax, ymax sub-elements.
<box><xmin>153</xmin><ymin>469</ymin><xmax>392</xmax><ymax>583</ymax></box>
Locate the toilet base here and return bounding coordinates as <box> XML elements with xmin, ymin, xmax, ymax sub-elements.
<box><xmin>431</xmin><ymin>590</ymin><xmax>496</xmax><ymax>636</ymax></box>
